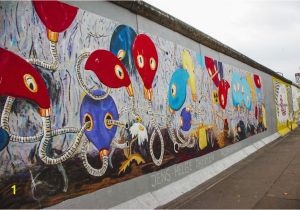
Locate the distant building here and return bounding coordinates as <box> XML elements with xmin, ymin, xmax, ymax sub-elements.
<box><xmin>295</xmin><ymin>72</ymin><xmax>300</xmax><ymax>85</ymax></box>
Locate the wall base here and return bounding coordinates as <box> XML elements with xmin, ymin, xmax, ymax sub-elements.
<box><xmin>112</xmin><ymin>132</ymin><xmax>280</xmax><ymax>209</ymax></box>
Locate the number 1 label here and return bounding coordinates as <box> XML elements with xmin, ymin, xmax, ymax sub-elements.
<box><xmin>11</xmin><ymin>184</ymin><xmax>16</xmax><ymax>195</ymax></box>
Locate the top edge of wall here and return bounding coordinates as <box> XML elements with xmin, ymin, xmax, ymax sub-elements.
<box><xmin>112</xmin><ymin>0</ymin><xmax>293</xmax><ymax>85</ymax></box>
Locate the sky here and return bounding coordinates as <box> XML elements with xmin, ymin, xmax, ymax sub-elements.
<box><xmin>144</xmin><ymin>0</ymin><xmax>300</xmax><ymax>83</ymax></box>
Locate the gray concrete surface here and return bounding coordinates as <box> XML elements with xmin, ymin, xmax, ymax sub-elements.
<box><xmin>161</xmin><ymin>127</ymin><xmax>300</xmax><ymax>209</ymax></box>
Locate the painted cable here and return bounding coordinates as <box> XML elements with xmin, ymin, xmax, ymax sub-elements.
<box><xmin>9</xmin><ymin>127</ymin><xmax>79</xmax><ymax>143</ymax></box>
<box><xmin>27</xmin><ymin>41</ymin><xmax>58</xmax><ymax>71</ymax></box>
<box><xmin>176</xmin><ymin>129</ymin><xmax>195</xmax><ymax>148</ymax></box>
<box><xmin>111</xmin><ymin>139</ymin><xmax>129</xmax><ymax>149</ymax></box>
<box><xmin>148</xmin><ymin>100</ymin><xmax>164</xmax><ymax>166</ymax></box>
<box><xmin>80</xmin><ymin>138</ymin><xmax>109</xmax><ymax>177</ymax></box>
<box><xmin>166</xmin><ymin>114</ymin><xmax>180</xmax><ymax>153</ymax></box>
<box><xmin>1</xmin><ymin>96</ymin><xmax>15</xmax><ymax>131</ymax></box>
<box><xmin>1</xmin><ymin>97</ymin><xmax>80</xmax><ymax>143</ymax></box>
<box><xmin>38</xmin><ymin>116</ymin><xmax>88</xmax><ymax>165</ymax></box>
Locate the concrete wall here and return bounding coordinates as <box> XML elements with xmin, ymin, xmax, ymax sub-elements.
<box><xmin>0</xmin><ymin>1</ymin><xmax>294</xmax><ymax>208</ymax></box>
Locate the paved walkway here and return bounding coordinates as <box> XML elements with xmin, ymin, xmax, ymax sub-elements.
<box><xmin>161</xmin><ymin>128</ymin><xmax>300</xmax><ymax>209</ymax></box>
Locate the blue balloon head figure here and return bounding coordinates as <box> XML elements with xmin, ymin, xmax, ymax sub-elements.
<box><xmin>241</xmin><ymin>77</ymin><xmax>252</xmax><ymax>110</ymax></box>
<box><xmin>110</xmin><ymin>25</ymin><xmax>137</xmax><ymax>75</ymax></box>
<box><xmin>0</xmin><ymin>128</ymin><xmax>9</xmax><ymax>152</ymax></box>
<box><xmin>168</xmin><ymin>68</ymin><xmax>189</xmax><ymax>112</ymax></box>
<box><xmin>196</xmin><ymin>53</ymin><xmax>205</xmax><ymax>70</ymax></box>
<box><xmin>217</xmin><ymin>61</ymin><xmax>224</xmax><ymax>80</ymax></box>
<box><xmin>232</xmin><ymin>72</ymin><xmax>243</xmax><ymax>108</ymax></box>
<box><xmin>80</xmin><ymin>89</ymin><xmax>118</xmax><ymax>159</ymax></box>
<box><xmin>180</xmin><ymin>107</ymin><xmax>192</xmax><ymax>131</ymax></box>
<box><xmin>255</xmin><ymin>87</ymin><xmax>262</xmax><ymax>105</ymax></box>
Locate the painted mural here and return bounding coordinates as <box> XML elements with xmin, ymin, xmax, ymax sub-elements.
<box><xmin>273</xmin><ymin>78</ymin><xmax>291</xmax><ymax>135</ymax></box>
<box><xmin>0</xmin><ymin>1</ymin><xmax>267</xmax><ymax>208</ymax></box>
<box><xmin>292</xmin><ymin>85</ymin><xmax>300</xmax><ymax>125</ymax></box>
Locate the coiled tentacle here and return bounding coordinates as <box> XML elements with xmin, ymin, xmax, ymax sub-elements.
<box><xmin>111</xmin><ymin>140</ymin><xmax>129</xmax><ymax>149</ymax></box>
<box><xmin>1</xmin><ymin>96</ymin><xmax>14</xmax><ymax>131</ymax></box>
<box><xmin>27</xmin><ymin>41</ymin><xmax>58</xmax><ymax>71</ymax></box>
<box><xmin>148</xmin><ymin>101</ymin><xmax>164</xmax><ymax>166</ymax></box>
<box><xmin>176</xmin><ymin>129</ymin><xmax>195</xmax><ymax>148</ymax></box>
<box><xmin>166</xmin><ymin>118</ymin><xmax>180</xmax><ymax>153</ymax></box>
<box><xmin>119</xmin><ymin>96</ymin><xmax>140</xmax><ymax>119</ymax></box>
<box><xmin>38</xmin><ymin>116</ymin><xmax>88</xmax><ymax>165</ymax></box>
<box><xmin>0</xmin><ymin>97</ymin><xmax>81</xmax><ymax>143</ymax></box>
<box><xmin>1</xmin><ymin>97</ymin><xmax>41</xmax><ymax>143</ymax></box>
<box><xmin>76</xmin><ymin>52</ymin><xmax>110</xmax><ymax>100</ymax></box>
<box><xmin>9</xmin><ymin>127</ymin><xmax>79</xmax><ymax>143</ymax></box>
<box><xmin>80</xmin><ymin>138</ymin><xmax>109</xmax><ymax>177</ymax></box>
<box><xmin>165</xmin><ymin>98</ymin><xmax>195</xmax><ymax>152</ymax></box>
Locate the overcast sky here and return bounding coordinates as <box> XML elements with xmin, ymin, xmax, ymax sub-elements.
<box><xmin>144</xmin><ymin>0</ymin><xmax>300</xmax><ymax>82</ymax></box>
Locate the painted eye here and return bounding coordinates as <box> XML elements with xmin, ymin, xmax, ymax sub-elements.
<box><xmin>23</xmin><ymin>74</ymin><xmax>38</xmax><ymax>93</ymax></box>
<box><xmin>234</xmin><ymin>84</ymin><xmax>237</xmax><ymax>92</ymax></box>
<box><xmin>114</xmin><ymin>65</ymin><xmax>124</xmax><ymax>80</ymax></box>
<box><xmin>218</xmin><ymin>73</ymin><xmax>221</xmax><ymax>81</ymax></box>
<box><xmin>117</xmin><ymin>49</ymin><xmax>126</xmax><ymax>60</ymax></box>
<box><xmin>149</xmin><ymin>57</ymin><xmax>156</xmax><ymax>70</ymax></box>
<box><xmin>237</xmin><ymin>83</ymin><xmax>240</xmax><ymax>91</ymax></box>
<box><xmin>171</xmin><ymin>84</ymin><xmax>176</xmax><ymax>97</ymax></box>
<box><xmin>242</xmin><ymin>86</ymin><xmax>244</xmax><ymax>94</ymax></box>
<box><xmin>104</xmin><ymin>112</ymin><xmax>114</xmax><ymax>129</ymax></box>
<box><xmin>137</xmin><ymin>55</ymin><xmax>144</xmax><ymax>68</ymax></box>
<box><xmin>84</xmin><ymin>113</ymin><xmax>94</xmax><ymax>131</ymax></box>
<box><xmin>180</xmin><ymin>117</ymin><xmax>183</xmax><ymax>127</ymax></box>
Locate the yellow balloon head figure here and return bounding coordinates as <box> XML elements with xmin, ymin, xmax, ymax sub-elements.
<box><xmin>182</xmin><ymin>50</ymin><xmax>197</xmax><ymax>102</ymax></box>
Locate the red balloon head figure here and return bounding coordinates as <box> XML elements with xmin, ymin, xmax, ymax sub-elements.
<box><xmin>33</xmin><ymin>0</ymin><xmax>78</xmax><ymax>43</ymax></box>
<box><xmin>253</xmin><ymin>74</ymin><xmax>261</xmax><ymax>89</ymax></box>
<box><xmin>205</xmin><ymin>56</ymin><xmax>220</xmax><ymax>87</ymax></box>
<box><xmin>85</xmin><ymin>50</ymin><xmax>134</xmax><ymax>97</ymax></box>
<box><xmin>132</xmin><ymin>34</ymin><xmax>158</xmax><ymax>100</ymax></box>
<box><xmin>218</xmin><ymin>79</ymin><xmax>230</xmax><ymax>109</ymax></box>
<box><xmin>0</xmin><ymin>48</ymin><xmax>51</xmax><ymax>116</ymax></box>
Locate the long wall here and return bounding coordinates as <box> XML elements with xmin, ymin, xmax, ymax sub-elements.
<box><xmin>0</xmin><ymin>1</ymin><xmax>297</xmax><ymax>208</ymax></box>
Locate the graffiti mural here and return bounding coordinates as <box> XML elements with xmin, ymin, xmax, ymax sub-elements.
<box><xmin>292</xmin><ymin>85</ymin><xmax>300</xmax><ymax>125</ymax></box>
<box><xmin>273</xmin><ymin>78</ymin><xmax>291</xmax><ymax>135</ymax></box>
<box><xmin>0</xmin><ymin>1</ymin><xmax>267</xmax><ymax>208</ymax></box>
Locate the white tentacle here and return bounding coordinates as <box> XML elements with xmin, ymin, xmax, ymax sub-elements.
<box><xmin>166</xmin><ymin>114</ymin><xmax>181</xmax><ymax>153</ymax></box>
<box><xmin>176</xmin><ymin>129</ymin><xmax>195</xmax><ymax>148</ymax></box>
<box><xmin>80</xmin><ymin>139</ymin><xmax>109</xmax><ymax>177</ymax></box>
<box><xmin>148</xmin><ymin>101</ymin><xmax>164</xmax><ymax>166</ymax></box>
<box><xmin>0</xmin><ymin>96</ymin><xmax>80</xmax><ymax>143</ymax></box>
<box><xmin>1</xmin><ymin>96</ymin><xmax>15</xmax><ymax>131</ymax></box>
<box><xmin>111</xmin><ymin>140</ymin><xmax>129</xmax><ymax>149</ymax></box>
<box><xmin>10</xmin><ymin>127</ymin><xmax>80</xmax><ymax>143</ymax></box>
<box><xmin>39</xmin><ymin>116</ymin><xmax>87</xmax><ymax>165</ymax></box>
<box><xmin>27</xmin><ymin>41</ymin><xmax>58</xmax><ymax>71</ymax></box>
